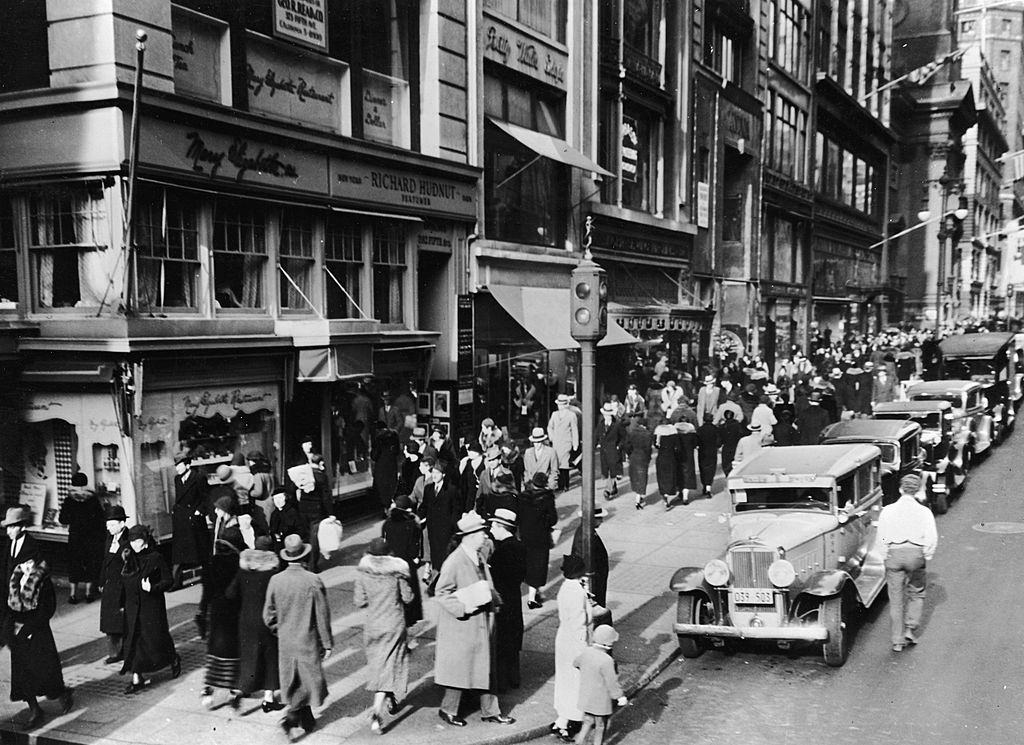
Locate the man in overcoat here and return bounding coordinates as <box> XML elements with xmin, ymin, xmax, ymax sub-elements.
<box><xmin>420</xmin><ymin>458</ymin><xmax>461</xmax><ymax>570</ymax></box>
<box><xmin>522</xmin><ymin>428</ymin><xmax>558</xmax><ymax>491</ymax></box>
<box><xmin>547</xmin><ymin>394</ymin><xmax>579</xmax><ymax>491</ymax></box>
<box><xmin>487</xmin><ymin>509</ymin><xmax>526</xmax><ymax>693</ymax></box>
<box><xmin>171</xmin><ymin>453</ymin><xmax>211</xmax><ymax>585</ymax></box>
<box><xmin>433</xmin><ymin>512</ymin><xmax>515</xmax><ymax>727</ymax></box>
<box><xmin>263</xmin><ymin>534</ymin><xmax>333</xmax><ymax>739</ymax></box>
<box><xmin>99</xmin><ymin>505</ymin><xmax>130</xmax><ymax>664</ymax></box>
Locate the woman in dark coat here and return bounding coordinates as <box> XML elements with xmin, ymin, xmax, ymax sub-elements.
<box><xmin>58</xmin><ymin>472</ymin><xmax>106</xmax><ymax>603</ymax></box>
<box><xmin>381</xmin><ymin>495</ymin><xmax>424</xmax><ymax>628</ymax></box>
<box><xmin>695</xmin><ymin>414</ymin><xmax>720</xmax><ymax>497</ymax></box>
<box><xmin>653</xmin><ymin>422</ymin><xmax>681</xmax><ymax>508</ymax></box>
<box><xmin>518</xmin><ymin>472</ymin><xmax>557</xmax><ymax>609</ymax></box>
<box><xmin>353</xmin><ymin>538</ymin><xmax>414</xmax><ymax>733</ymax></box>
<box><xmin>675</xmin><ymin>420</ymin><xmax>699</xmax><ymax>505</ymax></box>
<box><xmin>225</xmin><ymin>535</ymin><xmax>283</xmax><ymax>711</ymax></box>
<box><xmin>622</xmin><ymin>415</ymin><xmax>653</xmax><ymax>509</ymax></box>
<box><xmin>99</xmin><ymin>505</ymin><xmax>130</xmax><ymax>664</ymax></box>
<box><xmin>269</xmin><ymin>489</ymin><xmax>306</xmax><ymax>548</ymax></box>
<box><xmin>171</xmin><ymin>454</ymin><xmax>211</xmax><ymax>582</ymax></box>
<box><xmin>371</xmin><ymin>423</ymin><xmax>401</xmax><ymax>517</ymax></box>
<box><xmin>595</xmin><ymin>404</ymin><xmax>626</xmax><ymax>499</ymax></box>
<box><xmin>121</xmin><ymin>525</ymin><xmax>181</xmax><ymax>693</ymax></box>
<box><xmin>201</xmin><ymin>497</ymin><xmax>246</xmax><ymax>707</ymax></box>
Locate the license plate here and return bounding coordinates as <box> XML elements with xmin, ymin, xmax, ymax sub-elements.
<box><xmin>733</xmin><ymin>588</ymin><xmax>773</xmax><ymax>604</ymax></box>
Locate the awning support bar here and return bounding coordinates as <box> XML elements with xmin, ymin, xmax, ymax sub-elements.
<box><xmin>324</xmin><ymin>266</ymin><xmax>371</xmax><ymax>320</ymax></box>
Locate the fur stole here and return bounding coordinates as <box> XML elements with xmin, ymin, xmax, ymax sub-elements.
<box><xmin>238</xmin><ymin>549</ymin><xmax>280</xmax><ymax>572</ymax></box>
<box><xmin>357</xmin><ymin>554</ymin><xmax>409</xmax><ymax>578</ymax></box>
<box><xmin>9</xmin><ymin>559</ymin><xmax>49</xmax><ymax>612</ymax></box>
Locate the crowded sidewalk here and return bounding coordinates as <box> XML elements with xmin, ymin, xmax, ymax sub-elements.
<box><xmin>0</xmin><ymin>471</ymin><xmax>731</xmax><ymax>745</ymax></box>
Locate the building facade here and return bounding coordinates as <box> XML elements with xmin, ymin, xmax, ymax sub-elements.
<box><xmin>0</xmin><ymin>0</ymin><xmax>479</xmax><ymax>546</ymax></box>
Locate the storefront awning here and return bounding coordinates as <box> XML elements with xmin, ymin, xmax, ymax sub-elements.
<box><xmin>296</xmin><ymin>346</ymin><xmax>373</xmax><ymax>382</ymax></box>
<box><xmin>487</xmin><ymin>285</ymin><xmax>638</xmax><ymax>350</ymax></box>
<box><xmin>487</xmin><ymin>118</ymin><xmax>614</xmax><ymax>178</ymax></box>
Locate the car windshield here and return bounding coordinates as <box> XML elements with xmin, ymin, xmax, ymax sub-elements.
<box><xmin>911</xmin><ymin>393</ymin><xmax>962</xmax><ymax>408</ymax></box>
<box><xmin>945</xmin><ymin>358</ymin><xmax>998</xmax><ymax>380</ymax></box>
<box><xmin>875</xmin><ymin>412</ymin><xmax>941</xmax><ymax>429</ymax></box>
<box><xmin>733</xmin><ymin>487</ymin><xmax>832</xmax><ymax>512</ymax></box>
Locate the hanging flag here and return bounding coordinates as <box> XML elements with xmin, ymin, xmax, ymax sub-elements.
<box><xmin>905</xmin><ymin>48</ymin><xmax>967</xmax><ymax>86</ymax></box>
<box><xmin>161</xmin><ymin>187</ymin><xmax>167</xmax><ymax>240</ymax></box>
<box><xmin>999</xmin><ymin>150</ymin><xmax>1024</xmax><ymax>182</ymax></box>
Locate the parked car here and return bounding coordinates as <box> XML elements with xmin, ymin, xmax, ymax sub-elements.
<box><xmin>819</xmin><ymin>419</ymin><xmax>927</xmax><ymax>507</ymax></box>
<box><xmin>939</xmin><ymin>332</ymin><xmax>1017</xmax><ymax>442</ymax></box>
<box><xmin>872</xmin><ymin>400</ymin><xmax>960</xmax><ymax>513</ymax></box>
<box><xmin>906</xmin><ymin>380</ymin><xmax>993</xmax><ymax>467</ymax></box>
<box><xmin>670</xmin><ymin>444</ymin><xmax>887</xmax><ymax>667</ymax></box>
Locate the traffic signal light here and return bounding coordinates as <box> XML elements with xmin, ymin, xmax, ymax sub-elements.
<box><xmin>570</xmin><ymin>259</ymin><xmax>608</xmax><ymax>341</ymax></box>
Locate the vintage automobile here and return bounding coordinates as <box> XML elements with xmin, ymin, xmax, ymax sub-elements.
<box><xmin>819</xmin><ymin>419</ymin><xmax>928</xmax><ymax>508</ymax></box>
<box><xmin>906</xmin><ymin>379</ymin><xmax>994</xmax><ymax>466</ymax></box>
<box><xmin>939</xmin><ymin>332</ymin><xmax>1017</xmax><ymax>442</ymax></box>
<box><xmin>671</xmin><ymin>444</ymin><xmax>886</xmax><ymax>667</ymax></box>
<box><xmin>872</xmin><ymin>400</ymin><xmax>961</xmax><ymax>513</ymax></box>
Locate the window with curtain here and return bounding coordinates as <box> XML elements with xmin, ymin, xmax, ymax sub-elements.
<box><xmin>29</xmin><ymin>184</ymin><xmax>109</xmax><ymax>309</ymax></box>
<box><xmin>324</xmin><ymin>215</ymin><xmax>363</xmax><ymax>319</ymax></box>
<box><xmin>0</xmin><ymin>196</ymin><xmax>16</xmax><ymax>309</ymax></box>
<box><xmin>212</xmin><ymin>200</ymin><xmax>266</xmax><ymax>310</ymax></box>
<box><xmin>483</xmin><ymin>0</ymin><xmax>567</xmax><ymax>42</ymax></box>
<box><xmin>278</xmin><ymin>211</ymin><xmax>315</xmax><ymax>312</ymax></box>
<box><xmin>134</xmin><ymin>187</ymin><xmax>199</xmax><ymax>310</ymax></box>
<box><xmin>372</xmin><ymin>223</ymin><xmax>405</xmax><ymax>324</ymax></box>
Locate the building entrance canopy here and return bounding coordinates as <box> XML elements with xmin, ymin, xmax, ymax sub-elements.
<box><xmin>487</xmin><ymin>118</ymin><xmax>614</xmax><ymax>177</ymax></box>
<box><xmin>487</xmin><ymin>284</ymin><xmax>638</xmax><ymax>350</ymax></box>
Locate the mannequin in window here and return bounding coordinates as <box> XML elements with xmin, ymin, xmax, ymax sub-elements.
<box><xmin>215</xmin><ymin>284</ymin><xmax>242</xmax><ymax>309</ymax></box>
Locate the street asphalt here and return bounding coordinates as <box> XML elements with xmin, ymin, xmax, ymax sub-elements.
<box><xmin>0</xmin><ymin>466</ymin><xmax>733</xmax><ymax>745</ymax></box>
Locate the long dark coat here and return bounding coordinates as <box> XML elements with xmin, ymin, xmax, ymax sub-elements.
<box><xmin>263</xmin><ymin>563</ymin><xmax>333</xmax><ymax>709</ymax></box>
<box><xmin>396</xmin><ymin>457</ymin><xmax>421</xmax><ymax>498</ymax></box>
<box><xmin>695</xmin><ymin>422</ymin><xmax>720</xmax><ymax>488</ymax></box>
<box><xmin>677</xmin><ymin>426</ymin><xmax>698</xmax><ymax>491</ymax></box>
<box><xmin>571</xmin><ymin>526</ymin><xmax>609</xmax><ymax>608</ymax></box>
<box><xmin>382</xmin><ymin>510</ymin><xmax>424</xmax><ymax>625</ymax></box>
<box><xmin>205</xmin><ymin>523</ymin><xmax>244</xmax><ymax>686</ymax></box>
<box><xmin>59</xmin><ymin>491</ymin><xmax>106</xmax><ymax>584</ymax></box>
<box><xmin>121</xmin><ymin>548</ymin><xmax>177</xmax><ymax>675</ymax></box>
<box><xmin>595</xmin><ymin>417</ymin><xmax>626</xmax><ymax>478</ymax></box>
<box><xmin>796</xmin><ymin>405</ymin><xmax>832</xmax><ymax>445</ymax></box>
<box><xmin>489</xmin><ymin>535</ymin><xmax>526</xmax><ymax>692</ymax></box>
<box><xmin>99</xmin><ymin>528</ymin><xmax>129</xmax><ymax>635</ymax></box>
<box><xmin>457</xmin><ymin>459</ymin><xmax>485</xmax><ymax>513</ymax></box>
<box><xmin>269</xmin><ymin>500</ymin><xmax>307</xmax><ymax>546</ymax></box>
<box><xmin>718</xmin><ymin>419</ymin><xmax>745</xmax><ymax>475</ymax></box>
<box><xmin>353</xmin><ymin>554</ymin><xmax>413</xmax><ymax>699</ymax></box>
<box><xmin>517</xmin><ymin>484</ymin><xmax>557</xmax><ymax>588</ymax></box>
<box><xmin>371</xmin><ymin>427</ymin><xmax>401</xmax><ymax>509</ymax></box>
<box><xmin>623</xmin><ymin>422</ymin><xmax>653</xmax><ymax>496</ymax></box>
<box><xmin>225</xmin><ymin>548</ymin><xmax>281</xmax><ymax>694</ymax></box>
<box><xmin>172</xmin><ymin>469</ymin><xmax>211</xmax><ymax>565</ymax></box>
<box><xmin>653</xmin><ymin>425</ymin><xmax>680</xmax><ymax>496</ymax></box>
<box><xmin>9</xmin><ymin>565</ymin><xmax>66</xmax><ymax>702</ymax></box>
<box><xmin>1</xmin><ymin>533</ymin><xmax>42</xmax><ymax>644</ymax></box>
<box><xmin>420</xmin><ymin>479</ymin><xmax>460</xmax><ymax>566</ymax></box>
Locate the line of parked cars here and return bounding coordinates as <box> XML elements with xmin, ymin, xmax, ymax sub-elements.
<box><xmin>671</xmin><ymin>332</ymin><xmax>1020</xmax><ymax>667</ymax></box>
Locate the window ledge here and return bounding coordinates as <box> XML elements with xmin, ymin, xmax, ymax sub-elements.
<box><xmin>587</xmin><ymin>202</ymin><xmax>698</xmax><ymax>235</ymax></box>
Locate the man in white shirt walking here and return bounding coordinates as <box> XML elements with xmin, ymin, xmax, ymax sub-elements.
<box><xmin>876</xmin><ymin>474</ymin><xmax>938</xmax><ymax>652</ymax></box>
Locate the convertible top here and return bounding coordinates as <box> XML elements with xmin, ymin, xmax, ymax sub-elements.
<box><xmin>939</xmin><ymin>332</ymin><xmax>1014</xmax><ymax>358</ymax></box>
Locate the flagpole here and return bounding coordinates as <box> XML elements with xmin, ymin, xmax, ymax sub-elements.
<box><xmin>124</xmin><ymin>30</ymin><xmax>147</xmax><ymax>315</ymax></box>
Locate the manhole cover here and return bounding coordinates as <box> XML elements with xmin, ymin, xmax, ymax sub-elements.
<box><xmin>972</xmin><ymin>522</ymin><xmax>1024</xmax><ymax>534</ymax></box>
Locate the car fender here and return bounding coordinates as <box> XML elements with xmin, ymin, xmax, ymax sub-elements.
<box><xmin>670</xmin><ymin>566</ymin><xmax>707</xmax><ymax>593</ymax></box>
<box><xmin>795</xmin><ymin>569</ymin><xmax>851</xmax><ymax>599</ymax></box>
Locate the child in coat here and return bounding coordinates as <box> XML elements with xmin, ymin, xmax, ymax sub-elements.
<box><xmin>572</xmin><ymin>625</ymin><xmax>627</xmax><ymax>745</ymax></box>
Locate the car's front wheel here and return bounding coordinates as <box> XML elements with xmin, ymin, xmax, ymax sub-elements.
<box><xmin>820</xmin><ymin>595</ymin><xmax>850</xmax><ymax>667</ymax></box>
<box><xmin>676</xmin><ymin>593</ymin><xmax>714</xmax><ymax>659</ymax></box>
<box><xmin>932</xmin><ymin>475</ymin><xmax>950</xmax><ymax>515</ymax></box>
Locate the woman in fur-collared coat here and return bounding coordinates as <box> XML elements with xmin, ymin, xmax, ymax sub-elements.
<box><xmin>352</xmin><ymin>538</ymin><xmax>414</xmax><ymax>732</ymax></box>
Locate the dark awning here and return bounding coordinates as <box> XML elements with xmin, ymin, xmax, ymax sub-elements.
<box><xmin>487</xmin><ymin>285</ymin><xmax>638</xmax><ymax>350</ymax></box>
<box><xmin>487</xmin><ymin>118</ymin><xmax>614</xmax><ymax>177</ymax></box>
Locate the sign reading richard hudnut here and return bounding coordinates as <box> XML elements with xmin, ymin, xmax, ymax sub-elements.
<box><xmin>330</xmin><ymin>159</ymin><xmax>478</xmax><ymax>220</ymax></box>
<box><xmin>273</xmin><ymin>0</ymin><xmax>327</xmax><ymax>51</ymax></box>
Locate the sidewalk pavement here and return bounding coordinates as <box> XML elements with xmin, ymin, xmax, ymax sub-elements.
<box><xmin>0</xmin><ymin>474</ymin><xmax>732</xmax><ymax>745</ymax></box>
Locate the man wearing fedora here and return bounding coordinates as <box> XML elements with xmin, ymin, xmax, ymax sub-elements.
<box><xmin>732</xmin><ymin>422</ymin><xmax>767</xmax><ymax>473</ymax></box>
<box><xmin>523</xmin><ymin>427</ymin><xmax>558</xmax><ymax>492</ymax></box>
<box><xmin>2</xmin><ymin>506</ymin><xmax>75</xmax><ymax>729</ymax></box>
<box><xmin>420</xmin><ymin>456</ymin><xmax>460</xmax><ymax>573</ymax></box>
<box><xmin>488</xmin><ymin>508</ymin><xmax>526</xmax><ymax>692</ymax></box>
<box><xmin>263</xmin><ymin>534</ymin><xmax>334</xmax><ymax>739</ymax></box>
<box><xmin>548</xmin><ymin>394</ymin><xmax>579</xmax><ymax>492</ymax></box>
<box><xmin>696</xmin><ymin>374</ymin><xmax>721</xmax><ymax>423</ymax></box>
<box><xmin>99</xmin><ymin>505</ymin><xmax>130</xmax><ymax>664</ymax></box>
<box><xmin>171</xmin><ymin>451</ymin><xmax>212</xmax><ymax>598</ymax></box>
<box><xmin>433</xmin><ymin>511</ymin><xmax>515</xmax><ymax>727</ymax></box>
<box><xmin>796</xmin><ymin>390</ymin><xmax>832</xmax><ymax>445</ymax></box>
<box><xmin>595</xmin><ymin>403</ymin><xmax>626</xmax><ymax>500</ymax></box>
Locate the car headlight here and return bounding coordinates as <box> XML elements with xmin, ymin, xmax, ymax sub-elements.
<box><xmin>703</xmin><ymin>559</ymin><xmax>730</xmax><ymax>587</ymax></box>
<box><xmin>767</xmin><ymin>559</ymin><xmax>796</xmax><ymax>588</ymax></box>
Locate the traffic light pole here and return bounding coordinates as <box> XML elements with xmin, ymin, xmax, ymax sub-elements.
<box><xmin>579</xmin><ymin>337</ymin><xmax>596</xmax><ymax>603</ymax></box>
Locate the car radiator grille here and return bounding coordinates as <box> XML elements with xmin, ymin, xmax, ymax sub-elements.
<box><xmin>730</xmin><ymin>548</ymin><xmax>775</xmax><ymax>588</ymax></box>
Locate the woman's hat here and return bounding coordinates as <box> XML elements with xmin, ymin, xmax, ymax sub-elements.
<box><xmin>411</xmin><ymin>426</ymin><xmax>428</xmax><ymax>440</ymax></box>
<box><xmin>480</xmin><ymin>417</ymin><xmax>496</xmax><ymax>428</ymax></box>
<box><xmin>528</xmin><ymin>427</ymin><xmax>548</xmax><ymax>443</ymax></box>
<box><xmin>105</xmin><ymin>504</ymin><xmax>128</xmax><ymax>522</ymax></box>
<box><xmin>280</xmin><ymin>534</ymin><xmax>312</xmax><ymax>562</ymax></box>
<box><xmin>592</xmin><ymin>624</ymin><xmax>619</xmax><ymax>646</ymax></box>
<box><xmin>366</xmin><ymin>537</ymin><xmax>390</xmax><ymax>556</ymax></box>
<box><xmin>494</xmin><ymin>470</ymin><xmax>516</xmax><ymax>487</ymax></box>
<box><xmin>0</xmin><ymin>506</ymin><xmax>30</xmax><ymax>528</ymax></box>
<box><xmin>214</xmin><ymin>496</ymin><xmax>236</xmax><ymax>515</ymax></box>
<box><xmin>531</xmin><ymin>471</ymin><xmax>549</xmax><ymax>488</ymax></box>
<box><xmin>489</xmin><ymin>508</ymin><xmax>518</xmax><ymax>529</ymax></box>
<box><xmin>71</xmin><ymin>472</ymin><xmax>88</xmax><ymax>488</ymax></box>
<box><xmin>392</xmin><ymin>494</ymin><xmax>414</xmax><ymax>512</ymax></box>
<box><xmin>560</xmin><ymin>554</ymin><xmax>585</xmax><ymax>578</ymax></box>
<box><xmin>126</xmin><ymin>524</ymin><xmax>151</xmax><ymax>542</ymax></box>
<box><xmin>254</xmin><ymin>535</ymin><xmax>275</xmax><ymax>552</ymax></box>
<box><xmin>455</xmin><ymin>511</ymin><xmax>488</xmax><ymax>536</ymax></box>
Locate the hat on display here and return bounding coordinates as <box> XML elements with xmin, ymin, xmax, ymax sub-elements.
<box><xmin>280</xmin><ymin>534</ymin><xmax>312</xmax><ymax>562</ymax></box>
<box><xmin>481</xmin><ymin>418</ymin><xmax>496</xmax><ymax>428</ymax></box>
<box><xmin>411</xmin><ymin>426</ymin><xmax>428</xmax><ymax>439</ymax></box>
<box><xmin>556</xmin><ymin>394</ymin><xmax>570</xmax><ymax>405</ymax></box>
<box><xmin>489</xmin><ymin>508</ymin><xmax>518</xmax><ymax>529</ymax></box>
<box><xmin>366</xmin><ymin>537</ymin><xmax>390</xmax><ymax>556</ymax></box>
<box><xmin>455</xmin><ymin>511</ymin><xmax>488</xmax><ymax>536</ymax></box>
<box><xmin>214</xmin><ymin>496</ymin><xmax>236</xmax><ymax>515</ymax></box>
<box><xmin>592</xmin><ymin>624</ymin><xmax>620</xmax><ymax>647</ymax></box>
<box><xmin>0</xmin><ymin>506</ymin><xmax>31</xmax><ymax>528</ymax></box>
<box><xmin>747</xmin><ymin>422</ymin><xmax>762</xmax><ymax>432</ymax></box>
<box><xmin>105</xmin><ymin>504</ymin><xmax>128</xmax><ymax>522</ymax></box>
<box><xmin>529</xmin><ymin>427</ymin><xmax>548</xmax><ymax>443</ymax></box>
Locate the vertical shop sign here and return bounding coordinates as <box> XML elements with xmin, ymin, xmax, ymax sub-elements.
<box><xmin>456</xmin><ymin>294</ymin><xmax>475</xmax><ymax>443</ymax></box>
<box><xmin>273</xmin><ymin>0</ymin><xmax>328</xmax><ymax>51</ymax></box>
<box><xmin>621</xmin><ymin>116</ymin><xmax>639</xmax><ymax>183</ymax></box>
<box><xmin>696</xmin><ymin>182</ymin><xmax>710</xmax><ymax>229</ymax></box>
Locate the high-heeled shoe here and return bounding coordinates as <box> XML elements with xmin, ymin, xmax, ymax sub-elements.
<box><xmin>635</xmin><ymin>499</ymin><xmax>644</xmax><ymax>510</ymax></box>
<box><xmin>527</xmin><ymin>598</ymin><xmax>543</xmax><ymax>610</ymax></box>
<box><xmin>386</xmin><ymin>693</ymin><xmax>400</xmax><ymax>715</ymax></box>
<box><xmin>261</xmin><ymin>700</ymin><xmax>285</xmax><ymax>713</ymax></box>
<box><xmin>125</xmin><ymin>678</ymin><xmax>151</xmax><ymax>694</ymax></box>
